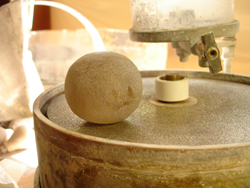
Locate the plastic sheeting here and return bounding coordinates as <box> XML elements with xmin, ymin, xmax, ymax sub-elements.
<box><xmin>0</xmin><ymin>0</ymin><xmax>43</xmax><ymax>121</ymax></box>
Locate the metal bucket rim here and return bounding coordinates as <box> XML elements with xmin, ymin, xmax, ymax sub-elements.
<box><xmin>33</xmin><ymin>70</ymin><xmax>250</xmax><ymax>151</ymax></box>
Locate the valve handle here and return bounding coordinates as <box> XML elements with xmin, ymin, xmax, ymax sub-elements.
<box><xmin>200</xmin><ymin>32</ymin><xmax>222</xmax><ymax>74</ymax></box>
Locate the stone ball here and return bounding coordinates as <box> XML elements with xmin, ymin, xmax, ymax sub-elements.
<box><xmin>64</xmin><ymin>51</ymin><xmax>142</xmax><ymax>124</ymax></box>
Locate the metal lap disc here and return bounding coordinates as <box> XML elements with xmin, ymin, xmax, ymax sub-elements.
<box><xmin>46</xmin><ymin>71</ymin><xmax>250</xmax><ymax>146</ymax></box>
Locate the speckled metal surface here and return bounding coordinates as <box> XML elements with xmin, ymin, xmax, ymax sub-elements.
<box><xmin>47</xmin><ymin>76</ymin><xmax>250</xmax><ymax>146</ymax></box>
<box><xmin>33</xmin><ymin>70</ymin><xmax>250</xmax><ymax>188</ymax></box>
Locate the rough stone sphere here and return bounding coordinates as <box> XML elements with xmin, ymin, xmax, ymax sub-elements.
<box><xmin>64</xmin><ymin>51</ymin><xmax>142</xmax><ymax>124</ymax></box>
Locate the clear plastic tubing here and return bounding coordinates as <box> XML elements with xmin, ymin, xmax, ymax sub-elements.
<box><xmin>24</xmin><ymin>1</ymin><xmax>105</xmax><ymax>52</ymax></box>
<box><xmin>130</xmin><ymin>0</ymin><xmax>235</xmax><ymax>31</ymax></box>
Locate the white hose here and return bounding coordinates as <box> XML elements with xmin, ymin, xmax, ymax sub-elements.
<box><xmin>23</xmin><ymin>1</ymin><xmax>105</xmax><ymax>52</ymax></box>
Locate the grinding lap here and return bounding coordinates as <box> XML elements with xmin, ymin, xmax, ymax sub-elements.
<box><xmin>47</xmin><ymin>78</ymin><xmax>250</xmax><ymax>146</ymax></box>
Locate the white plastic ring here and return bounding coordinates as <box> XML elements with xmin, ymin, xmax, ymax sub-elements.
<box><xmin>155</xmin><ymin>75</ymin><xmax>189</xmax><ymax>102</ymax></box>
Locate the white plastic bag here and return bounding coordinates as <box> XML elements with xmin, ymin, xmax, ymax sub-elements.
<box><xmin>0</xmin><ymin>0</ymin><xmax>43</xmax><ymax>122</ymax></box>
<box><xmin>0</xmin><ymin>165</ymin><xmax>19</xmax><ymax>188</ymax></box>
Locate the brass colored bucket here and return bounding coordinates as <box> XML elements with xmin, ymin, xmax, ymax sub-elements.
<box><xmin>34</xmin><ymin>70</ymin><xmax>250</xmax><ymax>187</ymax></box>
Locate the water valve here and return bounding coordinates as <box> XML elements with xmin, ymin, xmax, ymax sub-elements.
<box><xmin>197</xmin><ymin>32</ymin><xmax>222</xmax><ymax>74</ymax></box>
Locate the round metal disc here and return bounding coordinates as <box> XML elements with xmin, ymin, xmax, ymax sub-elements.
<box><xmin>129</xmin><ymin>20</ymin><xmax>240</xmax><ymax>42</ymax></box>
<box><xmin>47</xmin><ymin>72</ymin><xmax>250</xmax><ymax>146</ymax></box>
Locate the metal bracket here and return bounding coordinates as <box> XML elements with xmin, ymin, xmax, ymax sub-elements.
<box><xmin>129</xmin><ymin>20</ymin><xmax>240</xmax><ymax>74</ymax></box>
